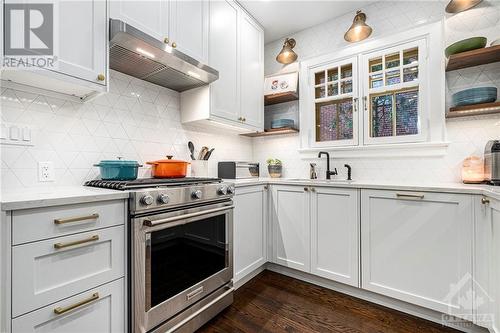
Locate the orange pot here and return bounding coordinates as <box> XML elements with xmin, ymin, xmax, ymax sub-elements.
<box><xmin>146</xmin><ymin>156</ymin><xmax>190</xmax><ymax>178</ymax></box>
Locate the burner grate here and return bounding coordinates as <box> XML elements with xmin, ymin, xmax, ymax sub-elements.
<box><xmin>85</xmin><ymin>177</ymin><xmax>222</xmax><ymax>190</ymax></box>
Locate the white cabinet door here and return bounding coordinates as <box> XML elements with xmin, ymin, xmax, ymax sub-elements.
<box><xmin>12</xmin><ymin>278</ymin><xmax>124</xmax><ymax>333</ymax></box>
<box><xmin>208</xmin><ymin>0</ymin><xmax>240</xmax><ymax>122</ymax></box>
<box><xmin>12</xmin><ymin>225</ymin><xmax>125</xmax><ymax>317</ymax></box>
<box><xmin>361</xmin><ymin>189</ymin><xmax>473</xmax><ymax>318</ymax></box>
<box><xmin>233</xmin><ymin>185</ymin><xmax>267</xmax><ymax>283</ymax></box>
<box><xmin>271</xmin><ymin>185</ymin><xmax>310</xmax><ymax>272</ymax></box>
<box><xmin>109</xmin><ymin>0</ymin><xmax>170</xmax><ymax>42</ymax></box>
<box><xmin>239</xmin><ymin>12</ymin><xmax>264</xmax><ymax>129</ymax></box>
<box><xmin>169</xmin><ymin>0</ymin><xmax>208</xmax><ymax>63</ymax></box>
<box><xmin>310</xmin><ymin>187</ymin><xmax>359</xmax><ymax>286</ymax></box>
<box><xmin>55</xmin><ymin>0</ymin><xmax>107</xmax><ymax>85</ymax></box>
<box><xmin>475</xmin><ymin>195</ymin><xmax>500</xmax><ymax>330</ymax></box>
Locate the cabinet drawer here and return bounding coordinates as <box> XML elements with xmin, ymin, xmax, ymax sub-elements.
<box><xmin>12</xmin><ymin>200</ymin><xmax>125</xmax><ymax>245</ymax></box>
<box><xmin>12</xmin><ymin>278</ymin><xmax>124</xmax><ymax>332</ymax></box>
<box><xmin>12</xmin><ymin>225</ymin><xmax>125</xmax><ymax>317</ymax></box>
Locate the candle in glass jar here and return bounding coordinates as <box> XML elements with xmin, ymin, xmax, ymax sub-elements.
<box><xmin>462</xmin><ymin>156</ymin><xmax>484</xmax><ymax>184</ymax></box>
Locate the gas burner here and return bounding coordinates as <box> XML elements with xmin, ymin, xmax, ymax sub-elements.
<box><xmin>85</xmin><ymin>177</ymin><xmax>221</xmax><ymax>190</ymax></box>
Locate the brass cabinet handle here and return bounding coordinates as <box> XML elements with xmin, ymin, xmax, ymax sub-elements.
<box><xmin>164</xmin><ymin>37</ymin><xmax>169</xmax><ymax>44</ymax></box>
<box><xmin>54</xmin><ymin>293</ymin><xmax>99</xmax><ymax>315</ymax></box>
<box><xmin>242</xmin><ymin>117</ymin><xmax>246</xmax><ymax>122</ymax></box>
<box><xmin>353</xmin><ymin>97</ymin><xmax>358</xmax><ymax>112</ymax></box>
<box><xmin>482</xmin><ymin>197</ymin><xmax>490</xmax><ymax>205</ymax></box>
<box><xmin>54</xmin><ymin>235</ymin><xmax>99</xmax><ymax>249</ymax></box>
<box><xmin>172</xmin><ymin>42</ymin><xmax>177</xmax><ymax>48</ymax></box>
<box><xmin>54</xmin><ymin>213</ymin><xmax>99</xmax><ymax>225</ymax></box>
<box><xmin>396</xmin><ymin>193</ymin><xmax>425</xmax><ymax>200</ymax></box>
<box><xmin>263</xmin><ymin>185</ymin><xmax>268</xmax><ymax>190</ymax></box>
<box><xmin>304</xmin><ymin>187</ymin><xmax>309</xmax><ymax>192</ymax></box>
<box><xmin>363</xmin><ymin>96</ymin><xmax>368</xmax><ymax>111</ymax></box>
<box><xmin>97</xmin><ymin>74</ymin><xmax>105</xmax><ymax>81</ymax></box>
<box><xmin>310</xmin><ymin>187</ymin><xmax>316</xmax><ymax>192</ymax></box>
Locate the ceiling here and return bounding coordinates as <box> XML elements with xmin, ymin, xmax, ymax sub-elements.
<box><xmin>240</xmin><ymin>1</ymin><xmax>371</xmax><ymax>43</ymax></box>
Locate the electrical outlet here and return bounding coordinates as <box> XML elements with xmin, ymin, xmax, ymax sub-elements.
<box><xmin>38</xmin><ymin>162</ymin><xmax>54</xmax><ymax>182</ymax></box>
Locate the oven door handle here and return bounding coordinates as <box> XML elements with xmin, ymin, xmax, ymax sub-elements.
<box><xmin>143</xmin><ymin>205</ymin><xmax>234</xmax><ymax>227</ymax></box>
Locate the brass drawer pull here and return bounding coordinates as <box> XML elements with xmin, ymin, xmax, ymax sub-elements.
<box><xmin>54</xmin><ymin>292</ymin><xmax>99</xmax><ymax>315</ymax></box>
<box><xmin>482</xmin><ymin>197</ymin><xmax>490</xmax><ymax>205</ymax></box>
<box><xmin>54</xmin><ymin>235</ymin><xmax>99</xmax><ymax>249</ymax></box>
<box><xmin>396</xmin><ymin>193</ymin><xmax>425</xmax><ymax>200</ymax></box>
<box><xmin>54</xmin><ymin>213</ymin><xmax>99</xmax><ymax>225</ymax></box>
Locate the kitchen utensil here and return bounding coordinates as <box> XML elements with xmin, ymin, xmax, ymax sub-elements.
<box><xmin>204</xmin><ymin>148</ymin><xmax>215</xmax><ymax>160</ymax></box>
<box><xmin>452</xmin><ymin>87</ymin><xmax>497</xmax><ymax>107</ymax></box>
<box><xmin>188</xmin><ymin>141</ymin><xmax>196</xmax><ymax>160</ymax></box>
<box><xmin>146</xmin><ymin>156</ymin><xmax>190</xmax><ymax>178</ymax></box>
<box><xmin>445</xmin><ymin>37</ymin><xmax>487</xmax><ymax>57</ymax></box>
<box><xmin>491</xmin><ymin>38</ymin><xmax>500</xmax><ymax>46</ymax></box>
<box><xmin>198</xmin><ymin>147</ymin><xmax>209</xmax><ymax>160</ymax></box>
<box><xmin>271</xmin><ymin>119</ymin><xmax>295</xmax><ymax>129</ymax></box>
<box><xmin>94</xmin><ymin>157</ymin><xmax>142</xmax><ymax>180</ymax></box>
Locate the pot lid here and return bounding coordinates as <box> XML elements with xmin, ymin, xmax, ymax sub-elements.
<box><xmin>146</xmin><ymin>155</ymin><xmax>190</xmax><ymax>164</ymax></box>
<box><xmin>96</xmin><ymin>157</ymin><xmax>140</xmax><ymax>166</ymax></box>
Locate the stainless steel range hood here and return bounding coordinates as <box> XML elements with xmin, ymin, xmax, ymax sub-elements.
<box><xmin>109</xmin><ymin>19</ymin><xmax>218</xmax><ymax>92</ymax></box>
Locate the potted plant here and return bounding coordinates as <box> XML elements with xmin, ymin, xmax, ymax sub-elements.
<box><xmin>267</xmin><ymin>158</ymin><xmax>283</xmax><ymax>178</ymax></box>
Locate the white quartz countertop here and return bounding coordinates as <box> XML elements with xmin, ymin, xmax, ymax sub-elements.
<box><xmin>233</xmin><ymin>178</ymin><xmax>500</xmax><ymax>200</ymax></box>
<box><xmin>1</xmin><ymin>186</ymin><xmax>130</xmax><ymax>211</ymax></box>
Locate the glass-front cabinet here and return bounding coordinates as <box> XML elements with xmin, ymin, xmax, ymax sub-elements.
<box><xmin>362</xmin><ymin>40</ymin><xmax>426</xmax><ymax>144</ymax></box>
<box><xmin>311</xmin><ymin>56</ymin><xmax>359</xmax><ymax>147</ymax></box>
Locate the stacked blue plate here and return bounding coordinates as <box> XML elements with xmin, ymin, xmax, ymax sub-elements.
<box><xmin>271</xmin><ymin>119</ymin><xmax>295</xmax><ymax>129</ymax></box>
<box><xmin>452</xmin><ymin>87</ymin><xmax>497</xmax><ymax>107</ymax></box>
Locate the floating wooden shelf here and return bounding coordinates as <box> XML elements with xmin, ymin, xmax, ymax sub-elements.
<box><xmin>264</xmin><ymin>91</ymin><xmax>299</xmax><ymax>106</ymax></box>
<box><xmin>240</xmin><ymin>127</ymin><xmax>299</xmax><ymax>137</ymax></box>
<box><xmin>446</xmin><ymin>45</ymin><xmax>500</xmax><ymax>71</ymax></box>
<box><xmin>446</xmin><ymin>101</ymin><xmax>500</xmax><ymax>118</ymax></box>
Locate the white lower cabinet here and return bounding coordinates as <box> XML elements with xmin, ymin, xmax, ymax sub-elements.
<box><xmin>361</xmin><ymin>189</ymin><xmax>474</xmax><ymax>318</ymax></box>
<box><xmin>270</xmin><ymin>185</ymin><xmax>310</xmax><ymax>272</ymax></box>
<box><xmin>475</xmin><ymin>195</ymin><xmax>500</xmax><ymax>331</ymax></box>
<box><xmin>233</xmin><ymin>185</ymin><xmax>267</xmax><ymax>283</ymax></box>
<box><xmin>310</xmin><ymin>187</ymin><xmax>359</xmax><ymax>287</ymax></box>
<box><xmin>12</xmin><ymin>278</ymin><xmax>124</xmax><ymax>333</ymax></box>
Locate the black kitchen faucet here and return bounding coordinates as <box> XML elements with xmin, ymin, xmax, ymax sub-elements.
<box><xmin>318</xmin><ymin>152</ymin><xmax>338</xmax><ymax>180</ymax></box>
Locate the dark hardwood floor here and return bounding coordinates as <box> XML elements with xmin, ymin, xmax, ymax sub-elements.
<box><xmin>198</xmin><ymin>270</ymin><xmax>460</xmax><ymax>333</ymax></box>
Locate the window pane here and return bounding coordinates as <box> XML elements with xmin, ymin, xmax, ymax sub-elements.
<box><xmin>327</xmin><ymin>83</ymin><xmax>338</xmax><ymax>96</ymax></box>
<box><xmin>385</xmin><ymin>52</ymin><xmax>400</xmax><ymax>69</ymax></box>
<box><xmin>370</xmin><ymin>73</ymin><xmax>383</xmax><ymax>88</ymax></box>
<box><xmin>316</xmin><ymin>98</ymin><xmax>353</xmax><ymax>142</ymax></box>
<box><xmin>369</xmin><ymin>57</ymin><xmax>382</xmax><ymax>72</ymax></box>
<box><xmin>327</xmin><ymin>68</ymin><xmax>339</xmax><ymax>82</ymax></box>
<box><xmin>341</xmin><ymin>64</ymin><xmax>352</xmax><ymax>79</ymax></box>
<box><xmin>386</xmin><ymin>69</ymin><xmax>400</xmax><ymax>85</ymax></box>
<box><xmin>371</xmin><ymin>94</ymin><xmax>393</xmax><ymax>137</ymax></box>
<box><xmin>403</xmin><ymin>47</ymin><xmax>418</xmax><ymax>65</ymax></box>
<box><xmin>315</xmin><ymin>71</ymin><xmax>325</xmax><ymax>85</ymax></box>
<box><xmin>396</xmin><ymin>90</ymin><xmax>419</xmax><ymax>136</ymax></box>
<box><xmin>315</xmin><ymin>86</ymin><xmax>326</xmax><ymax>98</ymax></box>
<box><xmin>403</xmin><ymin>66</ymin><xmax>418</xmax><ymax>82</ymax></box>
<box><xmin>341</xmin><ymin>80</ymin><xmax>352</xmax><ymax>94</ymax></box>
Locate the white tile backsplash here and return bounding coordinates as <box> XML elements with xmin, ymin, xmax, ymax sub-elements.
<box><xmin>256</xmin><ymin>0</ymin><xmax>500</xmax><ymax>183</ymax></box>
<box><xmin>1</xmin><ymin>70</ymin><xmax>253</xmax><ymax>191</ymax></box>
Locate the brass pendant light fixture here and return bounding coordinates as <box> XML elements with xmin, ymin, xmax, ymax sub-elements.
<box><xmin>344</xmin><ymin>10</ymin><xmax>372</xmax><ymax>43</ymax></box>
<box><xmin>445</xmin><ymin>0</ymin><xmax>482</xmax><ymax>13</ymax></box>
<box><xmin>276</xmin><ymin>38</ymin><xmax>298</xmax><ymax>64</ymax></box>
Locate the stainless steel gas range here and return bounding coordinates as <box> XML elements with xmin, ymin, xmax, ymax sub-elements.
<box><xmin>86</xmin><ymin>178</ymin><xmax>235</xmax><ymax>333</ymax></box>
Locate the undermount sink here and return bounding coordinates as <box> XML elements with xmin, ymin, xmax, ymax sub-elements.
<box><xmin>285</xmin><ymin>178</ymin><xmax>354</xmax><ymax>183</ymax></box>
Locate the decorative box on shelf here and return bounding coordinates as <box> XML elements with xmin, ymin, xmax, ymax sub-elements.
<box><xmin>264</xmin><ymin>72</ymin><xmax>299</xmax><ymax>106</ymax></box>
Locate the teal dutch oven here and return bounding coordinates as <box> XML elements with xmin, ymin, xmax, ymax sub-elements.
<box><xmin>94</xmin><ymin>157</ymin><xmax>142</xmax><ymax>180</ymax></box>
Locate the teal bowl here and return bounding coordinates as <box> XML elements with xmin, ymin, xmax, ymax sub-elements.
<box><xmin>445</xmin><ymin>37</ymin><xmax>487</xmax><ymax>57</ymax></box>
<box><xmin>452</xmin><ymin>87</ymin><xmax>497</xmax><ymax>107</ymax></box>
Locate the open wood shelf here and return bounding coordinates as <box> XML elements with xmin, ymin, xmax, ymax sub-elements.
<box><xmin>446</xmin><ymin>101</ymin><xmax>500</xmax><ymax>118</ymax></box>
<box><xmin>240</xmin><ymin>127</ymin><xmax>299</xmax><ymax>137</ymax></box>
<box><xmin>264</xmin><ymin>91</ymin><xmax>299</xmax><ymax>106</ymax></box>
<box><xmin>446</xmin><ymin>45</ymin><xmax>500</xmax><ymax>71</ymax></box>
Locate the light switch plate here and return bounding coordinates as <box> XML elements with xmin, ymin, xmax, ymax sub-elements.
<box><xmin>1</xmin><ymin>123</ymin><xmax>34</xmax><ymax>146</ymax></box>
<box><xmin>38</xmin><ymin>161</ymin><xmax>54</xmax><ymax>182</ymax></box>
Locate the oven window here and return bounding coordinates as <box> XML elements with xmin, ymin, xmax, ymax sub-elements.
<box><xmin>149</xmin><ymin>214</ymin><xmax>227</xmax><ymax>307</ymax></box>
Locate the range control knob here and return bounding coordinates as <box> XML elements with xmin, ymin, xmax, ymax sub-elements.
<box><xmin>158</xmin><ymin>193</ymin><xmax>170</xmax><ymax>204</ymax></box>
<box><xmin>140</xmin><ymin>194</ymin><xmax>154</xmax><ymax>206</ymax></box>
<box><xmin>192</xmin><ymin>190</ymin><xmax>203</xmax><ymax>199</ymax></box>
<box><xmin>217</xmin><ymin>186</ymin><xmax>228</xmax><ymax>195</ymax></box>
<box><xmin>226</xmin><ymin>186</ymin><xmax>235</xmax><ymax>195</ymax></box>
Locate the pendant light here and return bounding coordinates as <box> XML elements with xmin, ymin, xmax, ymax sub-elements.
<box><xmin>445</xmin><ymin>0</ymin><xmax>482</xmax><ymax>13</ymax></box>
<box><xmin>276</xmin><ymin>38</ymin><xmax>298</xmax><ymax>64</ymax></box>
<box><xmin>344</xmin><ymin>10</ymin><xmax>372</xmax><ymax>43</ymax></box>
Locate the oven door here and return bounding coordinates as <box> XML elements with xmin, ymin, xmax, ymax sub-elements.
<box><xmin>132</xmin><ymin>200</ymin><xmax>233</xmax><ymax>333</ymax></box>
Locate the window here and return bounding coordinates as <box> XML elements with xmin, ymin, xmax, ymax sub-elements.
<box><xmin>363</xmin><ymin>40</ymin><xmax>425</xmax><ymax>144</ymax></box>
<box><xmin>311</xmin><ymin>57</ymin><xmax>358</xmax><ymax>147</ymax></box>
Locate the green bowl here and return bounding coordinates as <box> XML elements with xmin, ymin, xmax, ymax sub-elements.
<box><xmin>445</xmin><ymin>37</ymin><xmax>487</xmax><ymax>57</ymax></box>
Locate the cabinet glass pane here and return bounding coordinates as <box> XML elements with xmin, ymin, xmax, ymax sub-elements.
<box><xmin>386</xmin><ymin>69</ymin><xmax>400</xmax><ymax>85</ymax></box>
<box><xmin>341</xmin><ymin>64</ymin><xmax>352</xmax><ymax>79</ymax></box>
<box><xmin>370</xmin><ymin>94</ymin><xmax>393</xmax><ymax>137</ymax></box>
<box><xmin>403</xmin><ymin>47</ymin><xmax>418</xmax><ymax>65</ymax></box>
<box><xmin>327</xmin><ymin>68</ymin><xmax>339</xmax><ymax>82</ymax></box>
<box><xmin>369</xmin><ymin>57</ymin><xmax>382</xmax><ymax>72</ymax></box>
<box><xmin>396</xmin><ymin>89</ymin><xmax>419</xmax><ymax>136</ymax></box>
<box><xmin>315</xmin><ymin>86</ymin><xmax>326</xmax><ymax>98</ymax></box>
<box><xmin>315</xmin><ymin>98</ymin><xmax>353</xmax><ymax>142</ymax></box>
<box><xmin>315</xmin><ymin>71</ymin><xmax>325</xmax><ymax>85</ymax></box>
<box><xmin>328</xmin><ymin>83</ymin><xmax>339</xmax><ymax>96</ymax></box>
<box><xmin>403</xmin><ymin>66</ymin><xmax>418</xmax><ymax>82</ymax></box>
<box><xmin>385</xmin><ymin>52</ymin><xmax>400</xmax><ymax>69</ymax></box>
<box><xmin>341</xmin><ymin>80</ymin><xmax>353</xmax><ymax>94</ymax></box>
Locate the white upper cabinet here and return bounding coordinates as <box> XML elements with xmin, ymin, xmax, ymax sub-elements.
<box><xmin>109</xmin><ymin>0</ymin><xmax>170</xmax><ymax>42</ymax></box>
<box><xmin>310</xmin><ymin>187</ymin><xmax>359</xmax><ymax>287</ymax></box>
<box><xmin>169</xmin><ymin>0</ymin><xmax>208</xmax><ymax>63</ymax></box>
<box><xmin>239</xmin><ymin>11</ymin><xmax>264</xmax><ymax>128</ymax></box>
<box><xmin>361</xmin><ymin>189</ymin><xmax>473</xmax><ymax>319</ymax></box>
<box><xmin>208</xmin><ymin>0</ymin><xmax>240</xmax><ymax>122</ymax></box>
